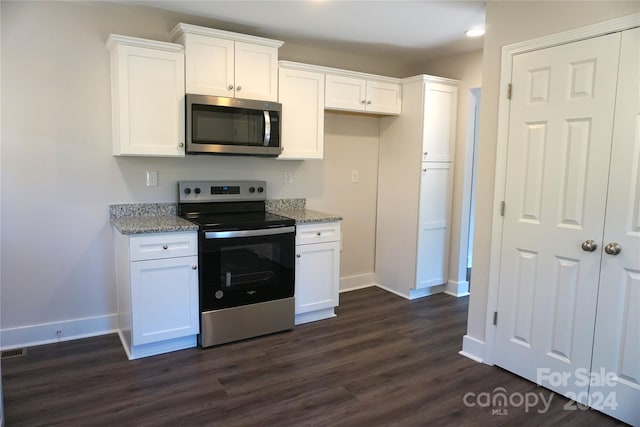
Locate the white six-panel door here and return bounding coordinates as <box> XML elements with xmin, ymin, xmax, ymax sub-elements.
<box><xmin>590</xmin><ymin>28</ymin><xmax>640</xmax><ymax>426</ymax></box>
<box><xmin>494</xmin><ymin>32</ymin><xmax>622</xmax><ymax>401</ymax></box>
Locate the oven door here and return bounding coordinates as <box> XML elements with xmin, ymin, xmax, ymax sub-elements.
<box><xmin>200</xmin><ymin>226</ymin><xmax>295</xmax><ymax>310</ymax></box>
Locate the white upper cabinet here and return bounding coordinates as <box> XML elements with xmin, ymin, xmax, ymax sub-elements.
<box><xmin>422</xmin><ymin>82</ymin><xmax>458</xmax><ymax>162</ymax></box>
<box><xmin>171</xmin><ymin>24</ymin><xmax>283</xmax><ymax>102</ymax></box>
<box><xmin>107</xmin><ymin>34</ymin><xmax>185</xmax><ymax>157</ymax></box>
<box><xmin>325</xmin><ymin>71</ymin><xmax>401</xmax><ymax>115</ymax></box>
<box><xmin>278</xmin><ymin>62</ymin><xmax>325</xmax><ymax>160</ymax></box>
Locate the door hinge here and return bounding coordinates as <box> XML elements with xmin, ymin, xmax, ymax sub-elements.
<box><xmin>500</xmin><ymin>201</ymin><xmax>505</xmax><ymax>216</ymax></box>
<box><xmin>507</xmin><ymin>83</ymin><xmax>512</xmax><ymax>100</ymax></box>
<box><xmin>493</xmin><ymin>311</ymin><xmax>498</xmax><ymax>325</ymax></box>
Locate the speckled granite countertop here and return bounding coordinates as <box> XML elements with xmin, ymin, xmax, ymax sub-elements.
<box><xmin>270</xmin><ymin>208</ymin><xmax>343</xmax><ymax>224</ymax></box>
<box><xmin>265</xmin><ymin>199</ymin><xmax>342</xmax><ymax>224</ymax></box>
<box><xmin>110</xmin><ymin>200</ymin><xmax>341</xmax><ymax>234</ymax></box>
<box><xmin>110</xmin><ymin>203</ymin><xmax>198</xmax><ymax>235</ymax></box>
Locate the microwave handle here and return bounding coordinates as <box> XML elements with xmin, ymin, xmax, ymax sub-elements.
<box><xmin>263</xmin><ymin>111</ymin><xmax>271</xmax><ymax>147</ymax></box>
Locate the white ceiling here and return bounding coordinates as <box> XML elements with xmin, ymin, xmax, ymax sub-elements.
<box><xmin>131</xmin><ymin>1</ymin><xmax>486</xmax><ymax>63</ymax></box>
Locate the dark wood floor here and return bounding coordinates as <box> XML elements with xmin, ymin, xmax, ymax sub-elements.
<box><xmin>2</xmin><ymin>287</ymin><xmax>626</xmax><ymax>426</ymax></box>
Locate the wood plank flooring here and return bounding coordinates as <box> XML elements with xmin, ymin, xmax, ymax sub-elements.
<box><xmin>1</xmin><ymin>287</ymin><xmax>626</xmax><ymax>426</ymax></box>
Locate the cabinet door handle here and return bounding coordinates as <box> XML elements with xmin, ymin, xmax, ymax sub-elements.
<box><xmin>162</xmin><ymin>245</ymin><xmax>168</xmax><ymax>250</ymax></box>
<box><xmin>296</xmin><ymin>254</ymin><xmax>301</xmax><ymax>258</ymax></box>
<box><xmin>236</xmin><ymin>85</ymin><xmax>242</xmax><ymax>91</ymax></box>
<box><xmin>424</xmin><ymin>151</ymin><xmax>428</xmax><ymax>157</ymax></box>
<box><xmin>228</xmin><ymin>84</ymin><xmax>234</xmax><ymax>90</ymax></box>
<box><xmin>178</xmin><ymin>143</ymin><xmax>184</xmax><ymax>148</ymax></box>
<box><xmin>361</xmin><ymin>100</ymin><xmax>366</xmax><ymax>104</ymax></box>
<box><xmin>192</xmin><ymin>265</ymin><xmax>197</xmax><ymax>270</ymax></box>
<box><xmin>316</xmin><ymin>232</ymin><xmax>321</xmax><ymax>236</ymax></box>
<box><xmin>367</xmin><ymin>100</ymin><xmax>372</xmax><ymax>105</ymax></box>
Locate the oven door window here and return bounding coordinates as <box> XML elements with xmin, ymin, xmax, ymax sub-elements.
<box><xmin>192</xmin><ymin>104</ymin><xmax>280</xmax><ymax>148</ymax></box>
<box><xmin>200</xmin><ymin>232</ymin><xmax>294</xmax><ymax>310</ymax></box>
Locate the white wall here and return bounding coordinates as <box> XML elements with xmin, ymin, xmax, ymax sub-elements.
<box><xmin>0</xmin><ymin>1</ymin><xmax>383</xmax><ymax>347</ymax></box>
<box><xmin>465</xmin><ymin>0</ymin><xmax>640</xmax><ymax>360</ymax></box>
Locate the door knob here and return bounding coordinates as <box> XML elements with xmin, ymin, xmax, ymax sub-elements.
<box><xmin>604</xmin><ymin>242</ymin><xmax>622</xmax><ymax>255</ymax></box>
<box><xmin>581</xmin><ymin>240</ymin><xmax>598</xmax><ymax>252</ymax></box>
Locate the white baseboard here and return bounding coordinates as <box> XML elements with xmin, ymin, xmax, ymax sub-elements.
<box><xmin>295</xmin><ymin>308</ymin><xmax>336</xmax><ymax>325</ymax></box>
<box><xmin>409</xmin><ymin>284</ymin><xmax>446</xmax><ymax>299</ymax></box>
<box><xmin>339</xmin><ymin>273</ymin><xmax>376</xmax><ymax>293</ymax></box>
<box><xmin>374</xmin><ymin>283</ymin><xmax>446</xmax><ymax>300</ymax></box>
<box><xmin>374</xmin><ymin>283</ymin><xmax>411</xmax><ymax>299</ymax></box>
<box><xmin>445</xmin><ymin>280</ymin><xmax>470</xmax><ymax>297</ymax></box>
<box><xmin>1</xmin><ymin>314</ymin><xmax>117</xmax><ymax>350</ymax></box>
<box><xmin>460</xmin><ymin>334</ymin><xmax>485</xmax><ymax>363</ymax></box>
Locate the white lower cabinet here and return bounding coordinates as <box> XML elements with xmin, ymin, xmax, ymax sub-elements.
<box><xmin>114</xmin><ymin>231</ymin><xmax>199</xmax><ymax>359</ymax></box>
<box><xmin>294</xmin><ymin>222</ymin><xmax>341</xmax><ymax>325</ymax></box>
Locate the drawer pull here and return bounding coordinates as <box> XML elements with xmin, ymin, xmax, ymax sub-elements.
<box><xmin>162</xmin><ymin>245</ymin><xmax>168</xmax><ymax>250</ymax></box>
<box><xmin>192</xmin><ymin>265</ymin><xmax>197</xmax><ymax>270</ymax></box>
<box><xmin>316</xmin><ymin>232</ymin><xmax>321</xmax><ymax>236</ymax></box>
<box><xmin>296</xmin><ymin>254</ymin><xmax>301</xmax><ymax>258</ymax></box>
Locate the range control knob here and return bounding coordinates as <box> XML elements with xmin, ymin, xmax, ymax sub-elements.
<box><xmin>249</xmin><ymin>187</ymin><xmax>256</xmax><ymax>193</ymax></box>
<box><xmin>194</xmin><ymin>188</ymin><xmax>201</xmax><ymax>194</ymax></box>
<box><xmin>257</xmin><ymin>187</ymin><xmax>264</xmax><ymax>193</ymax></box>
<box><xmin>184</xmin><ymin>188</ymin><xmax>191</xmax><ymax>195</ymax></box>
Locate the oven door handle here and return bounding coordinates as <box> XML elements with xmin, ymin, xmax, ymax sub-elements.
<box><xmin>204</xmin><ymin>226</ymin><xmax>295</xmax><ymax>239</ymax></box>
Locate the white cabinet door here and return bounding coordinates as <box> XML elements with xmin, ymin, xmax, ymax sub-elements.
<box><xmin>422</xmin><ymin>82</ymin><xmax>457</xmax><ymax>162</ymax></box>
<box><xmin>494</xmin><ymin>32</ymin><xmax>621</xmax><ymax>401</ymax></box>
<box><xmin>295</xmin><ymin>241</ymin><xmax>340</xmax><ymax>315</ymax></box>
<box><xmin>235</xmin><ymin>42</ymin><xmax>279</xmax><ymax>101</ymax></box>
<box><xmin>131</xmin><ymin>255</ymin><xmax>199</xmax><ymax>346</ymax></box>
<box><xmin>109</xmin><ymin>38</ymin><xmax>185</xmax><ymax>157</ymax></box>
<box><xmin>366</xmin><ymin>80</ymin><xmax>401</xmax><ymax>114</ymax></box>
<box><xmin>416</xmin><ymin>162</ymin><xmax>452</xmax><ymax>288</ymax></box>
<box><xmin>184</xmin><ymin>34</ymin><xmax>234</xmax><ymax>97</ymax></box>
<box><xmin>590</xmin><ymin>28</ymin><xmax>640</xmax><ymax>426</ymax></box>
<box><xmin>326</xmin><ymin>74</ymin><xmax>401</xmax><ymax>114</ymax></box>
<box><xmin>278</xmin><ymin>66</ymin><xmax>325</xmax><ymax>159</ymax></box>
<box><xmin>325</xmin><ymin>74</ymin><xmax>366</xmax><ymax>112</ymax></box>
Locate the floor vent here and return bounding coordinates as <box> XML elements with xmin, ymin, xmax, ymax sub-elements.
<box><xmin>1</xmin><ymin>348</ymin><xmax>27</xmax><ymax>360</ymax></box>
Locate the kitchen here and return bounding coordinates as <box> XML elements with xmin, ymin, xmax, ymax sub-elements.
<box><xmin>1</xmin><ymin>1</ymin><xmax>639</xmax><ymax>425</ymax></box>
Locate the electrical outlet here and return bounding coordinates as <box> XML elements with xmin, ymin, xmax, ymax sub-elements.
<box><xmin>146</xmin><ymin>170</ymin><xmax>158</xmax><ymax>187</ymax></box>
<box><xmin>284</xmin><ymin>171</ymin><xmax>293</xmax><ymax>184</ymax></box>
<box><xmin>351</xmin><ymin>170</ymin><xmax>359</xmax><ymax>183</ymax></box>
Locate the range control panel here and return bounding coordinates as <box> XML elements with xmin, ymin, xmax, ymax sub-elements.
<box><xmin>178</xmin><ymin>180</ymin><xmax>267</xmax><ymax>203</ymax></box>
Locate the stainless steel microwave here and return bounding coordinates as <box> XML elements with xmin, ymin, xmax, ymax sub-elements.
<box><xmin>186</xmin><ymin>94</ymin><xmax>282</xmax><ymax>157</ymax></box>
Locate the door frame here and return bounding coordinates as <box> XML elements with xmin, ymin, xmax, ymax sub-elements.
<box><xmin>483</xmin><ymin>13</ymin><xmax>640</xmax><ymax>365</ymax></box>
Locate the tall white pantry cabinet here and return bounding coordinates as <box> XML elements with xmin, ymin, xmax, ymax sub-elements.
<box><xmin>376</xmin><ymin>75</ymin><xmax>459</xmax><ymax>299</ymax></box>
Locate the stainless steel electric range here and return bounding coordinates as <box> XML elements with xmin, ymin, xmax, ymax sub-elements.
<box><xmin>177</xmin><ymin>180</ymin><xmax>295</xmax><ymax>347</ymax></box>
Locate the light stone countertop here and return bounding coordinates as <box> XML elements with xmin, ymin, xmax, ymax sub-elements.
<box><xmin>109</xmin><ymin>203</ymin><xmax>198</xmax><ymax>235</ymax></box>
<box><xmin>111</xmin><ymin>215</ymin><xmax>198</xmax><ymax>235</ymax></box>
<box><xmin>269</xmin><ymin>208</ymin><xmax>343</xmax><ymax>224</ymax></box>
<box><xmin>109</xmin><ymin>200</ymin><xmax>341</xmax><ymax>235</ymax></box>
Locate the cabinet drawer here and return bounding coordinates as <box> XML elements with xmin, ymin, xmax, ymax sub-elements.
<box><xmin>296</xmin><ymin>222</ymin><xmax>341</xmax><ymax>245</ymax></box>
<box><xmin>130</xmin><ymin>232</ymin><xmax>197</xmax><ymax>261</ymax></box>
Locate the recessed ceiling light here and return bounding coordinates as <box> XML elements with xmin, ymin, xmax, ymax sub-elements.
<box><xmin>465</xmin><ymin>28</ymin><xmax>485</xmax><ymax>37</ymax></box>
